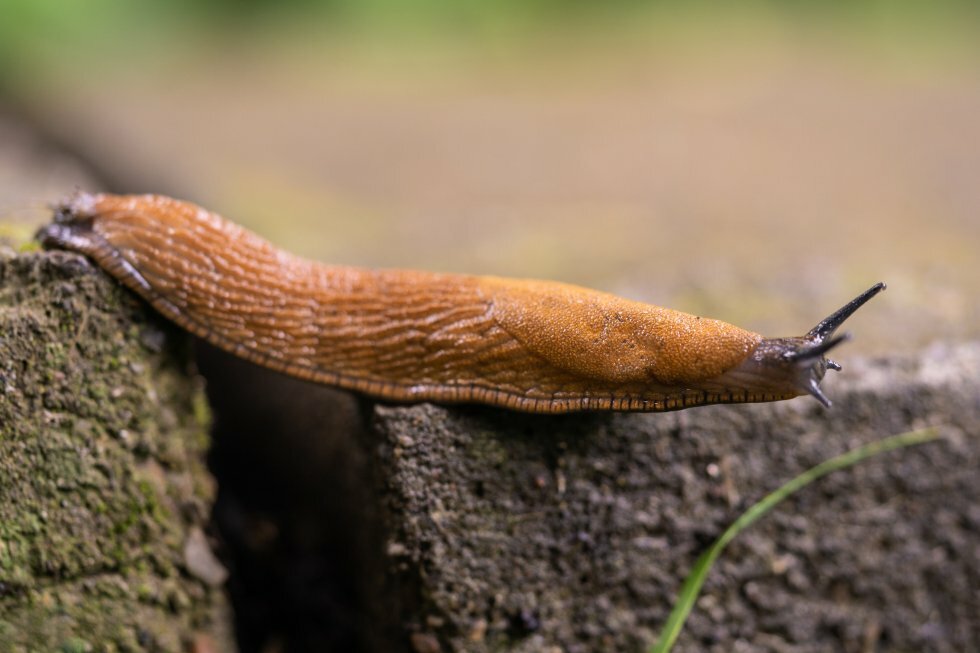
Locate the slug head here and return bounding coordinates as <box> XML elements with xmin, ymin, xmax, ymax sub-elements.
<box><xmin>723</xmin><ymin>283</ymin><xmax>886</xmax><ymax>407</ymax></box>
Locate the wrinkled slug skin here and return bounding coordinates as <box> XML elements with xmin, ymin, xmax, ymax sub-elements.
<box><xmin>41</xmin><ymin>193</ymin><xmax>797</xmax><ymax>413</ymax></box>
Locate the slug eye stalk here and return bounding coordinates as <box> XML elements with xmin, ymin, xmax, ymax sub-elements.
<box><xmin>806</xmin><ymin>282</ymin><xmax>887</xmax><ymax>342</ymax></box>
<box><xmin>801</xmin><ymin>282</ymin><xmax>886</xmax><ymax>406</ymax></box>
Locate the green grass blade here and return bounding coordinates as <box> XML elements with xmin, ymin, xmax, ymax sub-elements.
<box><xmin>649</xmin><ymin>426</ymin><xmax>942</xmax><ymax>653</ymax></box>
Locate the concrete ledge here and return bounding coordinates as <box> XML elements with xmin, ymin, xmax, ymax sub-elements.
<box><xmin>4</xmin><ymin>250</ymin><xmax>977</xmax><ymax>653</ymax></box>
<box><xmin>0</xmin><ymin>251</ymin><xmax>231</xmax><ymax>651</ymax></box>
<box><xmin>373</xmin><ymin>342</ymin><xmax>979</xmax><ymax>652</ymax></box>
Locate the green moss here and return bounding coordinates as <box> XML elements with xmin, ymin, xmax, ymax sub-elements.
<box><xmin>60</xmin><ymin>636</ymin><xmax>93</xmax><ymax>653</ymax></box>
<box><xmin>0</xmin><ymin>253</ymin><xmax>225</xmax><ymax>650</ymax></box>
<box><xmin>192</xmin><ymin>390</ymin><xmax>213</xmax><ymax>433</ymax></box>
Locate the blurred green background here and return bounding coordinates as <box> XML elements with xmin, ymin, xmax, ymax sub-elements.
<box><xmin>2</xmin><ymin>0</ymin><xmax>979</xmax><ymax>354</ymax></box>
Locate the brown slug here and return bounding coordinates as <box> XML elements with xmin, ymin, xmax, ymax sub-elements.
<box><xmin>38</xmin><ymin>192</ymin><xmax>884</xmax><ymax>414</ymax></box>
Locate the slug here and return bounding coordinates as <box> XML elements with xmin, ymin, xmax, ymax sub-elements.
<box><xmin>38</xmin><ymin>192</ymin><xmax>884</xmax><ymax>414</ymax></box>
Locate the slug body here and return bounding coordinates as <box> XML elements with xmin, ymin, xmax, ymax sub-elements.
<box><xmin>39</xmin><ymin>193</ymin><xmax>884</xmax><ymax>413</ymax></box>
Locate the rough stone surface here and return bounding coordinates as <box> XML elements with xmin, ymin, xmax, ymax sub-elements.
<box><xmin>4</xmin><ymin>249</ymin><xmax>977</xmax><ymax>653</ymax></box>
<box><xmin>373</xmin><ymin>342</ymin><xmax>980</xmax><ymax>653</ymax></box>
<box><xmin>0</xmin><ymin>251</ymin><xmax>232</xmax><ymax>651</ymax></box>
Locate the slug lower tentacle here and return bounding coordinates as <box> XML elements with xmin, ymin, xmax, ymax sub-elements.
<box><xmin>38</xmin><ymin>192</ymin><xmax>884</xmax><ymax>414</ymax></box>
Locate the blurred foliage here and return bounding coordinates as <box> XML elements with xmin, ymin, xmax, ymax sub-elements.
<box><xmin>1</xmin><ymin>0</ymin><xmax>978</xmax><ymax>88</ymax></box>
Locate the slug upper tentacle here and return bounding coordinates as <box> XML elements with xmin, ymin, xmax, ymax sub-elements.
<box><xmin>38</xmin><ymin>192</ymin><xmax>885</xmax><ymax>414</ymax></box>
<box><xmin>806</xmin><ymin>282</ymin><xmax>886</xmax><ymax>342</ymax></box>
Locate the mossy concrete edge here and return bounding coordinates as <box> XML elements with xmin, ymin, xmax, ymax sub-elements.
<box><xmin>0</xmin><ymin>250</ymin><xmax>231</xmax><ymax>652</ymax></box>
